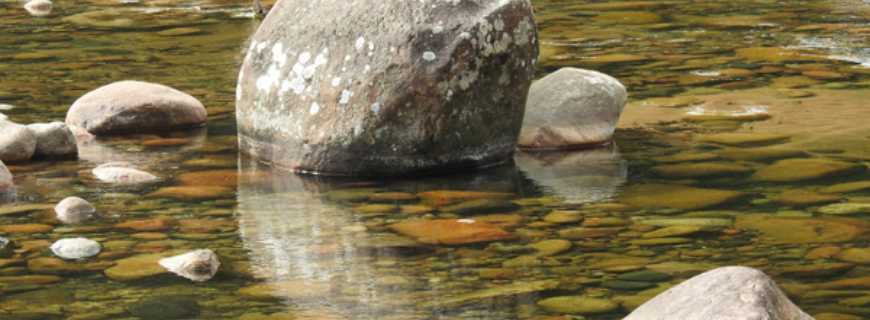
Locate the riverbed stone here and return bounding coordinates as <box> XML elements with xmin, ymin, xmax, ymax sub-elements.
<box><xmin>821</xmin><ymin>181</ymin><xmax>870</xmax><ymax>194</ymax></box>
<box><xmin>835</xmin><ymin>248</ymin><xmax>870</xmax><ymax>264</ymax></box>
<box><xmin>735</xmin><ymin>214</ymin><xmax>866</xmax><ymax>244</ymax></box>
<box><xmin>236</xmin><ymin>0</ymin><xmax>538</xmax><ymax>176</ymax></box>
<box><xmin>0</xmin><ymin>120</ymin><xmax>37</xmax><ymax>162</ymax></box>
<box><xmin>54</xmin><ymin>196</ymin><xmax>97</xmax><ymax>224</ymax></box>
<box><xmin>752</xmin><ymin>158</ymin><xmax>865</xmax><ymax>182</ymax></box>
<box><xmin>772</xmin><ymin>190</ymin><xmax>841</xmax><ymax>207</ymax></box>
<box><xmin>388</xmin><ymin>219</ymin><xmax>514</xmax><ymax>245</ymax></box>
<box><xmin>66</xmin><ymin>80</ymin><xmax>206</xmax><ymax>135</ymax></box>
<box><xmin>26</xmin><ymin>122</ymin><xmax>77</xmax><ymax>159</ymax></box>
<box><xmin>620</xmin><ymin>184</ymin><xmax>746</xmax><ymax>210</ymax></box>
<box><xmin>817</xmin><ymin>203</ymin><xmax>870</xmax><ymax>215</ymax></box>
<box><xmin>0</xmin><ymin>237</ymin><xmax>14</xmax><ymax>258</ymax></box>
<box><xmin>651</xmin><ymin>162</ymin><xmax>753</xmax><ymax>179</ymax></box>
<box><xmin>49</xmin><ymin>238</ymin><xmax>101</xmax><ymax>260</ymax></box>
<box><xmin>159</xmin><ymin>249</ymin><xmax>221</xmax><ymax>282</ymax></box>
<box><xmin>147</xmin><ymin>186</ymin><xmax>234</xmax><ymax>200</ymax></box>
<box><xmin>696</xmin><ymin>133</ymin><xmax>790</xmax><ymax>147</ymax></box>
<box><xmin>718</xmin><ymin>147</ymin><xmax>808</xmax><ymax>161</ymax></box>
<box><xmin>624</xmin><ymin>266</ymin><xmax>812</xmax><ymax>320</ymax></box>
<box><xmin>439</xmin><ymin>199</ymin><xmax>519</xmax><ymax>215</ymax></box>
<box><xmin>104</xmin><ymin>252</ymin><xmax>174</xmax><ymax>281</ymax></box>
<box><xmin>91</xmin><ymin>162</ymin><xmax>159</xmax><ymax>185</ymax></box>
<box><xmin>128</xmin><ymin>295</ymin><xmax>200</xmax><ymax>319</ymax></box>
<box><xmin>518</xmin><ymin>68</ymin><xmax>627</xmax><ymax>150</ymax></box>
<box><xmin>238</xmin><ymin>279</ymin><xmax>332</xmax><ymax>300</ymax></box>
<box><xmin>530</xmin><ymin>239</ymin><xmax>572</xmax><ymax>256</ymax></box>
<box><xmin>537</xmin><ymin>296</ymin><xmax>620</xmax><ymax>315</ymax></box>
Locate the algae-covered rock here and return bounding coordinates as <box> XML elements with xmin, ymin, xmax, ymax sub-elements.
<box><xmin>537</xmin><ymin>296</ymin><xmax>620</xmax><ymax>314</ymax></box>
<box><xmin>696</xmin><ymin>133</ymin><xmax>790</xmax><ymax>147</ymax></box>
<box><xmin>735</xmin><ymin>214</ymin><xmax>866</xmax><ymax>244</ymax></box>
<box><xmin>752</xmin><ymin>158</ymin><xmax>864</xmax><ymax>182</ymax></box>
<box><xmin>620</xmin><ymin>184</ymin><xmax>746</xmax><ymax>210</ymax></box>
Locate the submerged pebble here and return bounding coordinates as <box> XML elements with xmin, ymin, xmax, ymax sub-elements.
<box><xmin>50</xmin><ymin>238</ymin><xmax>100</xmax><ymax>260</ymax></box>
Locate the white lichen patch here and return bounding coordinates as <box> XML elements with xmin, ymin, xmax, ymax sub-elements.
<box><xmin>423</xmin><ymin>51</ymin><xmax>437</xmax><ymax>61</ymax></box>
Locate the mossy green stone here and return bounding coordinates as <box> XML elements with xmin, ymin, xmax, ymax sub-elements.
<box><xmin>537</xmin><ymin>296</ymin><xmax>620</xmax><ymax>314</ymax></box>
<box><xmin>752</xmin><ymin>159</ymin><xmax>865</xmax><ymax>182</ymax></box>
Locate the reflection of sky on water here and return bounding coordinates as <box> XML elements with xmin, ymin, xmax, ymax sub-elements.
<box><xmin>793</xmin><ymin>36</ymin><xmax>870</xmax><ymax>68</ymax></box>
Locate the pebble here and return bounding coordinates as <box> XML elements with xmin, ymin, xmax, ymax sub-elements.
<box><xmin>54</xmin><ymin>196</ymin><xmax>97</xmax><ymax>224</ymax></box>
<box><xmin>158</xmin><ymin>249</ymin><xmax>221</xmax><ymax>282</ymax></box>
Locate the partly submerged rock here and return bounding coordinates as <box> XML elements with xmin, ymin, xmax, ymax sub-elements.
<box><xmin>624</xmin><ymin>266</ymin><xmax>813</xmax><ymax>320</ymax></box>
<box><xmin>158</xmin><ymin>249</ymin><xmax>220</xmax><ymax>282</ymax></box>
<box><xmin>0</xmin><ymin>120</ymin><xmax>37</xmax><ymax>163</ymax></box>
<box><xmin>66</xmin><ymin>80</ymin><xmax>206</xmax><ymax>135</ymax></box>
<box><xmin>54</xmin><ymin>196</ymin><xmax>97</xmax><ymax>224</ymax></box>
<box><xmin>518</xmin><ymin>68</ymin><xmax>627</xmax><ymax>150</ymax></box>
<box><xmin>388</xmin><ymin>219</ymin><xmax>514</xmax><ymax>245</ymax></box>
<box><xmin>236</xmin><ymin>0</ymin><xmax>538</xmax><ymax>176</ymax></box>
<box><xmin>92</xmin><ymin>162</ymin><xmax>159</xmax><ymax>185</ymax></box>
<box><xmin>50</xmin><ymin>238</ymin><xmax>101</xmax><ymax>260</ymax></box>
<box><xmin>26</xmin><ymin>122</ymin><xmax>78</xmax><ymax>159</ymax></box>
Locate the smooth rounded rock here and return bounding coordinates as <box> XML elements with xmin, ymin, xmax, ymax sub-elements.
<box><xmin>236</xmin><ymin>0</ymin><xmax>538</xmax><ymax>176</ymax></box>
<box><xmin>54</xmin><ymin>196</ymin><xmax>97</xmax><ymax>224</ymax></box>
<box><xmin>752</xmin><ymin>158</ymin><xmax>865</xmax><ymax>182</ymax></box>
<box><xmin>518</xmin><ymin>68</ymin><xmax>627</xmax><ymax>150</ymax></box>
<box><xmin>158</xmin><ymin>249</ymin><xmax>221</xmax><ymax>282</ymax></box>
<box><xmin>50</xmin><ymin>238</ymin><xmax>101</xmax><ymax>260</ymax></box>
<box><xmin>66</xmin><ymin>81</ymin><xmax>206</xmax><ymax>135</ymax></box>
<box><xmin>624</xmin><ymin>266</ymin><xmax>813</xmax><ymax>320</ymax></box>
<box><xmin>0</xmin><ymin>120</ymin><xmax>37</xmax><ymax>162</ymax></box>
<box><xmin>26</xmin><ymin>122</ymin><xmax>78</xmax><ymax>159</ymax></box>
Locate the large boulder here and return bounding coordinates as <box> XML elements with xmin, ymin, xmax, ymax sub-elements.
<box><xmin>624</xmin><ymin>266</ymin><xmax>813</xmax><ymax>320</ymax></box>
<box><xmin>518</xmin><ymin>68</ymin><xmax>627</xmax><ymax>150</ymax></box>
<box><xmin>27</xmin><ymin>122</ymin><xmax>78</xmax><ymax>159</ymax></box>
<box><xmin>0</xmin><ymin>120</ymin><xmax>37</xmax><ymax>162</ymax></box>
<box><xmin>66</xmin><ymin>80</ymin><xmax>207</xmax><ymax>136</ymax></box>
<box><xmin>236</xmin><ymin>0</ymin><xmax>538</xmax><ymax>176</ymax></box>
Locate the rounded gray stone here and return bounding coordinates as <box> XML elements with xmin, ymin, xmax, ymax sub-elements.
<box><xmin>66</xmin><ymin>80</ymin><xmax>207</xmax><ymax>135</ymax></box>
<box><xmin>54</xmin><ymin>196</ymin><xmax>97</xmax><ymax>224</ymax></box>
<box><xmin>236</xmin><ymin>0</ymin><xmax>539</xmax><ymax>176</ymax></box>
<box><xmin>27</xmin><ymin>122</ymin><xmax>78</xmax><ymax>159</ymax></box>
<box><xmin>519</xmin><ymin>68</ymin><xmax>627</xmax><ymax>150</ymax></box>
<box><xmin>0</xmin><ymin>120</ymin><xmax>37</xmax><ymax>162</ymax></box>
<box><xmin>50</xmin><ymin>237</ymin><xmax>101</xmax><ymax>260</ymax></box>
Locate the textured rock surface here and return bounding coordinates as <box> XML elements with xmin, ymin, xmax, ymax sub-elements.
<box><xmin>0</xmin><ymin>120</ymin><xmax>37</xmax><ymax>162</ymax></box>
<box><xmin>518</xmin><ymin>68</ymin><xmax>627</xmax><ymax>150</ymax></box>
<box><xmin>624</xmin><ymin>266</ymin><xmax>813</xmax><ymax>320</ymax></box>
<box><xmin>54</xmin><ymin>196</ymin><xmax>97</xmax><ymax>224</ymax></box>
<box><xmin>66</xmin><ymin>80</ymin><xmax>206</xmax><ymax>135</ymax></box>
<box><xmin>27</xmin><ymin>122</ymin><xmax>78</xmax><ymax>159</ymax></box>
<box><xmin>159</xmin><ymin>249</ymin><xmax>221</xmax><ymax>282</ymax></box>
<box><xmin>236</xmin><ymin>0</ymin><xmax>538</xmax><ymax>176</ymax></box>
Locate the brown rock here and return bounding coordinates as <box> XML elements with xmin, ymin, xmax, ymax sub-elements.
<box><xmin>388</xmin><ymin>219</ymin><xmax>514</xmax><ymax>245</ymax></box>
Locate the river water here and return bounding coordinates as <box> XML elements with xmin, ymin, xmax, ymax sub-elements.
<box><xmin>0</xmin><ymin>0</ymin><xmax>869</xmax><ymax>319</ymax></box>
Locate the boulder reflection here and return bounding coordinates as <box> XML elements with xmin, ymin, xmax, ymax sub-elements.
<box><xmin>235</xmin><ymin>148</ymin><xmax>627</xmax><ymax>318</ymax></box>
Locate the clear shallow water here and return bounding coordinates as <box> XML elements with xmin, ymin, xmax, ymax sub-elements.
<box><xmin>0</xmin><ymin>0</ymin><xmax>869</xmax><ymax>319</ymax></box>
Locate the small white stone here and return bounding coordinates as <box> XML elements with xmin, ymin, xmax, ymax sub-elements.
<box><xmin>55</xmin><ymin>196</ymin><xmax>97</xmax><ymax>224</ymax></box>
<box><xmin>159</xmin><ymin>249</ymin><xmax>221</xmax><ymax>282</ymax></box>
<box><xmin>50</xmin><ymin>238</ymin><xmax>101</xmax><ymax>260</ymax></box>
<box><xmin>24</xmin><ymin>0</ymin><xmax>52</xmax><ymax>17</ymax></box>
<box><xmin>423</xmin><ymin>51</ymin><xmax>437</xmax><ymax>62</ymax></box>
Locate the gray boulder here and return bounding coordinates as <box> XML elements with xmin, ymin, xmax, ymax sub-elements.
<box><xmin>518</xmin><ymin>68</ymin><xmax>627</xmax><ymax>150</ymax></box>
<box><xmin>27</xmin><ymin>122</ymin><xmax>78</xmax><ymax>159</ymax></box>
<box><xmin>624</xmin><ymin>266</ymin><xmax>813</xmax><ymax>320</ymax></box>
<box><xmin>0</xmin><ymin>120</ymin><xmax>37</xmax><ymax>162</ymax></box>
<box><xmin>66</xmin><ymin>80</ymin><xmax>207</xmax><ymax>136</ymax></box>
<box><xmin>236</xmin><ymin>0</ymin><xmax>538</xmax><ymax>176</ymax></box>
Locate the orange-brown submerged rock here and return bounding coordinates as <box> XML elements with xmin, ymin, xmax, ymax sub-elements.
<box><xmin>388</xmin><ymin>219</ymin><xmax>514</xmax><ymax>245</ymax></box>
